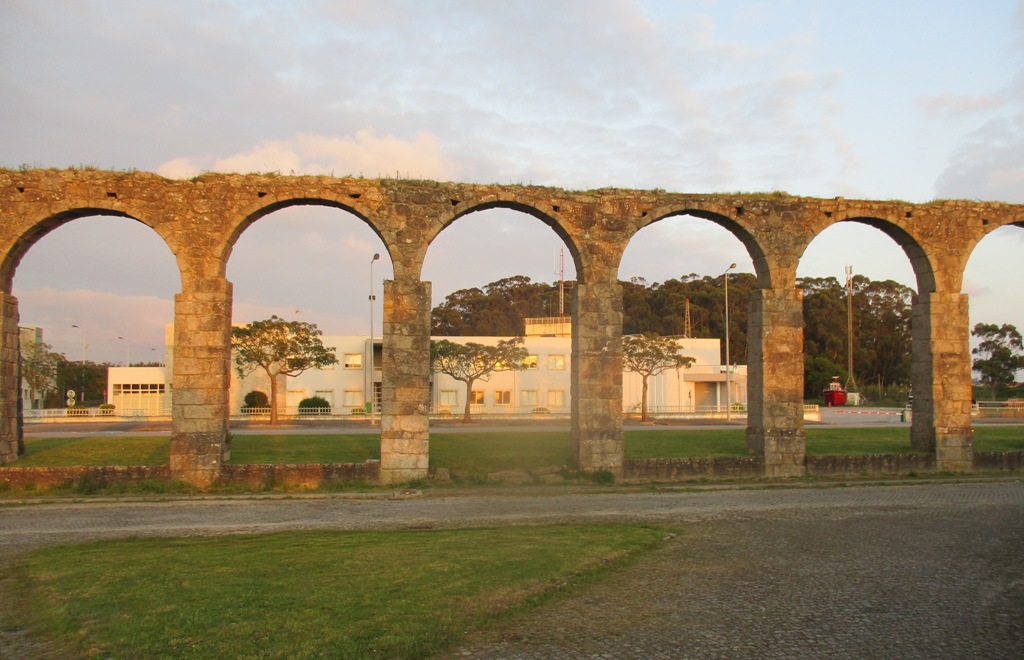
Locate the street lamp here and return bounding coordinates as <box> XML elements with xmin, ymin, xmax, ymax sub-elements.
<box><xmin>724</xmin><ymin>263</ymin><xmax>736</xmax><ymax>421</ymax></box>
<box><xmin>71</xmin><ymin>324</ymin><xmax>86</xmax><ymax>364</ymax></box>
<box><xmin>117</xmin><ymin>336</ymin><xmax>130</xmax><ymax>366</ymax></box>
<box><xmin>369</xmin><ymin>253</ymin><xmax>380</xmax><ymax>425</ymax></box>
<box><xmin>71</xmin><ymin>324</ymin><xmax>86</xmax><ymax>405</ymax></box>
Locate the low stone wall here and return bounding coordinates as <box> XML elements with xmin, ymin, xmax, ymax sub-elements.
<box><xmin>218</xmin><ymin>461</ymin><xmax>381</xmax><ymax>489</ymax></box>
<box><xmin>974</xmin><ymin>451</ymin><xmax>1024</xmax><ymax>471</ymax></box>
<box><xmin>1</xmin><ymin>453</ymin><xmax>1018</xmax><ymax>491</ymax></box>
<box><xmin>0</xmin><ymin>465</ymin><xmax>170</xmax><ymax>490</ymax></box>
<box><xmin>621</xmin><ymin>456</ymin><xmax>764</xmax><ymax>482</ymax></box>
<box><xmin>806</xmin><ymin>453</ymin><xmax>934</xmax><ymax>476</ymax></box>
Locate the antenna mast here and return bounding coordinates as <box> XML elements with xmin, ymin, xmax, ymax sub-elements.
<box><xmin>684</xmin><ymin>298</ymin><xmax>692</xmax><ymax>338</ymax></box>
<box><xmin>558</xmin><ymin>247</ymin><xmax>565</xmax><ymax>335</ymax></box>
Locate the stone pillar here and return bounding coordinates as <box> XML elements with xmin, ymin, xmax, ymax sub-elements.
<box><xmin>746</xmin><ymin>288</ymin><xmax>806</xmax><ymax>477</ymax></box>
<box><xmin>911</xmin><ymin>293</ymin><xmax>973</xmax><ymax>471</ymax></box>
<box><xmin>379</xmin><ymin>279</ymin><xmax>431</xmax><ymax>485</ymax></box>
<box><xmin>571</xmin><ymin>282</ymin><xmax>624</xmax><ymax>474</ymax></box>
<box><xmin>170</xmin><ymin>278</ymin><xmax>233</xmax><ymax>486</ymax></box>
<box><xmin>0</xmin><ymin>293</ymin><xmax>19</xmax><ymax>464</ymax></box>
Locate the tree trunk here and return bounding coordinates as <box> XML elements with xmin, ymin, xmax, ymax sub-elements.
<box><xmin>462</xmin><ymin>377</ymin><xmax>476</xmax><ymax>424</ymax></box>
<box><xmin>268</xmin><ymin>369</ymin><xmax>280</xmax><ymax>425</ymax></box>
<box><xmin>641</xmin><ymin>376</ymin><xmax>649</xmax><ymax>422</ymax></box>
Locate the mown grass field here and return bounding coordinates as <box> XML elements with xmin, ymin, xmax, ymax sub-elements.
<box><xmin>13</xmin><ymin>426</ymin><xmax>1023</xmax><ymax>471</ymax></box>
<box><xmin>2</xmin><ymin>525</ymin><xmax>670</xmax><ymax>658</ymax></box>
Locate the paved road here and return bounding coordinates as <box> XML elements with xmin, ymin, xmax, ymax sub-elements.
<box><xmin>1</xmin><ymin>479</ymin><xmax>1022</xmax><ymax>658</ymax></box>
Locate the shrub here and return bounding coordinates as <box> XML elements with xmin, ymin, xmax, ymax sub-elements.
<box><xmin>298</xmin><ymin>396</ymin><xmax>331</xmax><ymax>415</ymax></box>
<box><xmin>243</xmin><ymin>390</ymin><xmax>269</xmax><ymax>408</ymax></box>
<box><xmin>99</xmin><ymin>403</ymin><xmax>115</xmax><ymax>415</ymax></box>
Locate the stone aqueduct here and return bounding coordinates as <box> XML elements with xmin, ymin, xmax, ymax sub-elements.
<box><xmin>0</xmin><ymin>169</ymin><xmax>1021</xmax><ymax>485</ymax></box>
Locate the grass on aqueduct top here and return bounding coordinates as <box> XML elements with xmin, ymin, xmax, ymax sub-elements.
<box><xmin>2</xmin><ymin>524</ymin><xmax>670</xmax><ymax>658</ymax></box>
<box><xmin>12</xmin><ymin>427</ymin><xmax>1023</xmax><ymax>471</ymax></box>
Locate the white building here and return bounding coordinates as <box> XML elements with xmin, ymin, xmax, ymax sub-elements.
<box><xmin>19</xmin><ymin>326</ymin><xmax>45</xmax><ymax>410</ymax></box>
<box><xmin>106</xmin><ymin>320</ymin><xmax>747</xmax><ymax>418</ymax></box>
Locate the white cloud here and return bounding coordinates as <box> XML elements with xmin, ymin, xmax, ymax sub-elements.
<box><xmin>934</xmin><ymin>112</ymin><xmax>1024</xmax><ymax>202</ymax></box>
<box><xmin>13</xmin><ymin>287</ymin><xmax>173</xmax><ymax>365</ymax></box>
<box><xmin>919</xmin><ymin>92</ymin><xmax>1007</xmax><ymax>120</ymax></box>
<box><xmin>157</xmin><ymin>129</ymin><xmax>459</xmax><ymax>180</ymax></box>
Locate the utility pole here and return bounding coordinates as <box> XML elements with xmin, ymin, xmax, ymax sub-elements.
<box><xmin>845</xmin><ymin>265</ymin><xmax>858</xmax><ymax>393</ymax></box>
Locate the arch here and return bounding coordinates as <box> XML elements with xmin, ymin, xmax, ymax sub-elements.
<box><xmin>808</xmin><ymin>216</ymin><xmax>936</xmax><ymax>295</ymax></box>
<box><xmin>963</xmin><ymin>222</ymin><xmax>1024</xmax><ymax>379</ymax></box>
<box><xmin>642</xmin><ymin>207</ymin><xmax>773</xmax><ymax>289</ymax></box>
<box><xmin>0</xmin><ymin>207</ymin><xmax>176</xmax><ymax>293</ymax></box>
<box><xmin>427</xmin><ymin>198</ymin><xmax>584</xmax><ymax>284</ymax></box>
<box><xmin>218</xmin><ymin>196</ymin><xmax>387</xmax><ymax>278</ymax></box>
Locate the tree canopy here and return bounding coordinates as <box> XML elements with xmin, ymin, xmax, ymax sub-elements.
<box><xmin>622</xmin><ymin>334</ymin><xmax>695</xmax><ymax>421</ymax></box>
<box><xmin>432</xmin><ymin>273</ymin><xmax>917</xmax><ymax>402</ymax></box>
<box><xmin>971</xmin><ymin>322</ymin><xmax>1024</xmax><ymax>398</ymax></box>
<box><xmin>231</xmin><ymin>316</ymin><xmax>337</xmax><ymax>424</ymax></box>
<box><xmin>20</xmin><ymin>340</ymin><xmax>63</xmax><ymax>410</ymax></box>
<box><xmin>432</xmin><ymin>276</ymin><xmax>569</xmax><ymax>336</ymax></box>
<box><xmin>430</xmin><ymin>337</ymin><xmax>529</xmax><ymax>423</ymax></box>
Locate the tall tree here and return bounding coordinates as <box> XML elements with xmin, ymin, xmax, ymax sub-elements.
<box><xmin>972</xmin><ymin>322</ymin><xmax>1024</xmax><ymax>399</ymax></box>
<box><xmin>231</xmin><ymin>316</ymin><xmax>338</xmax><ymax>425</ymax></box>
<box><xmin>622</xmin><ymin>334</ymin><xmax>695</xmax><ymax>421</ymax></box>
<box><xmin>430</xmin><ymin>337</ymin><xmax>529</xmax><ymax>423</ymax></box>
<box><xmin>20</xmin><ymin>340</ymin><xmax>63</xmax><ymax>410</ymax></box>
<box><xmin>432</xmin><ymin>276</ymin><xmax>570</xmax><ymax>335</ymax></box>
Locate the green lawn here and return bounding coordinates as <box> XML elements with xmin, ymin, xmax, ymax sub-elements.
<box><xmin>13</xmin><ymin>435</ymin><xmax>170</xmax><ymax>467</ymax></box>
<box><xmin>228</xmin><ymin>433</ymin><xmax>380</xmax><ymax>464</ymax></box>
<box><xmin>3</xmin><ymin>525</ymin><xmax>669</xmax><ymax>658</ymax></box>
<box><xmin>13</xmin><ymin>426</ymin><xmax>1023</xmax><ymax>470</ymax></box>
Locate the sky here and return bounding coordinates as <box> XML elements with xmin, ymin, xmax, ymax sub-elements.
<box><xmin>2</xmin><ymin>0</ymin><xmax>1023</xmax><ymax>368</ymax></box>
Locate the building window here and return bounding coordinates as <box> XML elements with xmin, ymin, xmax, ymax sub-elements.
<box><xmin>521</xmin><ymin>389</ymin><xmax>538</xmax><ymax>406</ymax></box>
<box><xmin>523</xmin><ymin>354</ymin><xmax>538</xmax><ymax>369</ymax></box>
<box><xmin>494</xmin><ymin>390</ymin><xmax>511</xmax><ymax>405</ymax></box>
<box><xmin>314</xmin><ymin>390</ymin><xmax>334</xmax><ymax>407</ymax></box>
<box><xmin>470</xmin><ymin>390</ymin><xmax>485</xmax><ymax>405</ymax></box>
<box><xmin>547</xmin><ymin>390</ymin><xmax>565</xmax><ymax>407</ymax></box>
<box><xmin>439</xmin><ymin>390</ymin><xmax>458</xmax><ymax>407</ymax></box>
<box><xmin>343</xmin><ymin>353</ymin><xmax>362</xmax><ymax>369</ymax></box>
<box><xmin>547</xmin><ymin>354</ymin><xmax>566</xmax><ymax>370</ymax></box>
<box><xmin>343</xmin><ymin>390</ymin><xmax>362</xmax><ymax>407</ymax></box>
<box><xmin>111</xmin><ymin>383</ymin><xmax>167</xmax><ymax>413</ymax></box>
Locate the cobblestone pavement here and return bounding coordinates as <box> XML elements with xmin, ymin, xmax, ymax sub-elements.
<box><xmin>1</xmin><ymin>479</ymin><xmax>1022</xmax><ymax>658</ymax></box>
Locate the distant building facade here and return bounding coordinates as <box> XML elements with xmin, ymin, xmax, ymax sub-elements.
<box><xmin>105</xmin><ymin>320</ymin><xmax>747</xmax><ymax>418</ymax></box>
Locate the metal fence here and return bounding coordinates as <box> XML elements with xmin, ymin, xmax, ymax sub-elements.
<box><xmin>23</xmin><ymin>403</ymin><xmax>823</xmax><ymax>422</ymax></box>
<box><xmin>24</xmin><ymin>407</ymin><xmax>172</xmax><ymax>420</ymax></box>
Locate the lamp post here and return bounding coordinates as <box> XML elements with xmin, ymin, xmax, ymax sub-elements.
<box><xmin>71</xmin><ymin>324</ymin><xmax>86</xmax><ymax>404</ymax></box>
<box><xmin>723</xmin><ymin>263</ymin><xmax>736</xmax><ymax>421</ymax></box>
<box><xmin>369</xmin><ymin>253</ymin><xmax>380</xmax><ymax>425</ymax></box>
<box><xmin>117</xmin><ymin>336</ymin><xmax>130</xmax><ymax>366</ymax></box>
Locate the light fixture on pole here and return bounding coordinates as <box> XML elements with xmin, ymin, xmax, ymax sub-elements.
<box><xmin>71</xmin><ymin>324</ymin><xmax>86</xmax><ymax>364</ymax></box>
<box><xmin>369</xmin><ymin>253</ymin><xmax>380</xmax><ymax>425</ymax></box>
<box><xmin>117</xmin><ymin>336</ymin><xmax>130</xmax><ymax>366</ymax></box>
<box><xmin>724</xmin><ymin>263</ymin><xmax>736</xmax><ymax>421</ymax></box>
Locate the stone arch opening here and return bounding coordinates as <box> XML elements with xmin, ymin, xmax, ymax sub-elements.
<box><xmin>225</xmin><ymin>201</ymin><xmax>393</xmax><ymax>449</ymax></box>
<box><xmin>427</xmin><ymin>200</ymin><xmax>581</xmax><ymax>284</ymax></box>
<box><xmin>797</xmin><ymin>219</ymin><xmax>919</xmax><ymax>406</ymax></box>
<box><xmin>618</xmin><ymin>213</ymin><xmax>756</xmax><ymax>422</ymax></box>
<box><xmin>423</xmin><ymin>205</ymin><xmax>580</xmax><ymax>425</ymax></box>
<box><xmin>963</xmin><ymin>223</ymin><xmax>1024</xmax><ymax>399</ymax></box>
<box><xmin>4</xmin><ymin>211</ymin><xmax>179</xmax><ymax>460</ymax></box>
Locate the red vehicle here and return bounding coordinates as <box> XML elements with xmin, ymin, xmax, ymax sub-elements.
<box><xmin>823</xmin><ymin>376</ymin><xmax>848</xmax><ymax>407</ymax></box>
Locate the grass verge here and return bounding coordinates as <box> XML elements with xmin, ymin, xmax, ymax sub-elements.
<box><xmin>11</xmin><ymin>426</ymin><xmax>1022</xmax><ymax>472</ymax></box>
<box><xmin>2</xmin><ymin>524</ymin><xmax>670</xmax><ymax>658</ymax></box>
